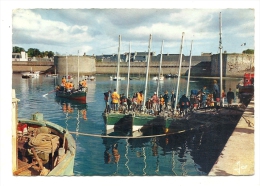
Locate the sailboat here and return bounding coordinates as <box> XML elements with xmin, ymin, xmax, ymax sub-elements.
<box><xmin>55</xmin><ymin>53</ymin><xmax>88</xmax><ymax>103</ymax></box>
<box><xmin>103</xmin><ymin>35</ymin><xmax>133</xmax><ymax>135</ymax></box>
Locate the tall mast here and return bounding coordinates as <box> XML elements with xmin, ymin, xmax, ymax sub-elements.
<box><xmin>143</xmin><ymin>34</ymin><xmax>152</xmax><ymax>110</ymax></box>
<box><xmin>156</xmin><ymin>40</ymin><xmax>164</xmax><ymax>95</ymax></box>
<box><xmin>66</xmin><ymin>54</ymin><xmax>68</xmax><ymax>81</ymax></box>
<box><xmin>116</xmin><ymin>35</ymin><xmax>121</xmax><ymax>92</ymax></box>
<box><xmin>219</xmin><ymin>12</ymin><xmax>223</xmax><ymax>106</ymax></box>
<box><xmin>126</xmin><ymin>42</ymin><xmax>131</xmax><ymax>98</ymax></box>
<box><xmin>186</xmin><ymin>40</ymin><xmax>193</xmax><ymax>96</ymax></box>
<box><xmin>77</xmin><ymin>50</ymin><xmax>79</xmax><ymax>88</ymax></box>
<box><xmin>174</xmin><ymin>32</ymin><xmax>185</xmax><ymax>112</ymax></box>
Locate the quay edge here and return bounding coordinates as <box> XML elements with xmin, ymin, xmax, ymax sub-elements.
<box><xmin>208</xmin><ymin>98</ymin><xmax>255</xmax><ymax>176</ymax></box>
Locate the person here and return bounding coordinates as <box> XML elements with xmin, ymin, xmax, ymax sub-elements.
<box><xmin>170</xmin><ymin>90</ymin><xmax>176</xmax><ymax>111</ymax></box>
<box><xmin>201</xmin><ymin>86</ymin><xmax>209</xmax><ymax>108</ymax></box>
<box><xmin>120</xmin><ymin>93</ymin><xmax>127</xmax><ymax>112</ymax></box>
<box><xmin>131</xmin><ymin>94</ymin><xmax>138</xmax><ymax>111</ymax></box>
<box><xmin>137</xmin><ymin>91</ymin><xmax>144</xmax><ymax>111</ymax></box>
<box><xmin>178</xmin><ymin>94</ymin><xmax>190</xmax><ymax>116</ymax></box>
<box><xmin>104</xmin><ymin>90</ymin><xmax>111</xmax><ymax>113</ymax></box>
<box><xmin>221</xmin><ymin>89</ymin><xmax>226</xmax><ymax>107</ymax></box>
<box><xmin>163</xmin><ymin>91</ymin><xmax>169</xmax><ymax>111</ymax></box>
<box><xmin>111</xmin><ymin>89</ymin><xmax>120</xmax><ymax>112</ymax></box>
<box><xmin>213</xmin><ymin>80</ymin><xmax>220</xmax><ymax>102</ymax></box>
<box><xmin>151</xmin><ymin>92</ymin><xmax>159</xmax><ymax>115</ymax></box>
<box><xmin>227</xmin><ymin>88</ymin><xmax>235</xmax><ymax>107</ymax></box>
<box><xmin>126</xmin><ymin>96</ymin><xmax>132</xmax><ymax>111</ymax></box>
<box><xmin>159</xmin><ymin>95</ymin><xmax>164</xmax><ymax>114</ymax></box>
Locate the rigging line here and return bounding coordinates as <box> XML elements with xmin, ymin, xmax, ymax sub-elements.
<box><xmin>68</xmin><ymin>129</ymin><xmax>190</xmax><ymax>139</ymax></box>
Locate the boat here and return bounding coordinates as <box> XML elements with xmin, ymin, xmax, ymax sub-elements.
<box><xmin>82</xmin><ymin>75</ymin><xmax>96</xmax><ymax>81</ymax></box>
<box><xmin>12</xmin><ymin>89</ymin><xmax>76</xmax><ymax>176</ymax></box>
<box><xmin>237</xmin><ymin>73</ymin><xmax>254</xmax><ymax>102</ymax></box>
<box><xmin>21</xmin><ymin>70</ymin><xmax>40</xmax><ymax>78</ymax></box>
<box><xmin>152</xmin><ymin>74</ymin><xmax>164</xmax><ymax>81</ymax></box>
<box><xmin>165</xmin><ymin>73</ymin><xmax>178</xmax><ymax>78</ymax></box>
<box><xmin>56</xmin><ymin>54</ymin><xmax>87</xmax><ymax>103</ymax></box>
<box><xmin>110</xmin><ymin>76</ymin><xmax>125</xmax><ymax>81</ymax></box>
<box><xmin>45</xmin><ymin>67</ymin><xmax>58</xmax><ymax>77</ymax></box>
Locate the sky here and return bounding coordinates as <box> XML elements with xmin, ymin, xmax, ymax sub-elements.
<box><xmin>1</xmin><ymin>1</ymin><xmax>260</xmax><ymax>186</ymax></box>
<box><xmin>11</xmin><ymin>7</ymin><xmax>256</xmax><ymax>57</ymax></box>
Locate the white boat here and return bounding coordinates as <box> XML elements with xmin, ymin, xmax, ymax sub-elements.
<box><xmin>82</xmin><ymin>75</ymin><xmax>95</xmax><ymax>81</ymax></box>
<box><xmin>21</xmin><ymin>71</ymin><xmax>40</xmax><ymax>78</ymax></box>
<box><xmin>152</xmin><ymin>75</ymin><xmax>164</xmax><ymax>81</ymax></box>
<box><xmin>110</xmin><ymin>76</ymin><xmax>125</xmax><ymax>81</ymax></box>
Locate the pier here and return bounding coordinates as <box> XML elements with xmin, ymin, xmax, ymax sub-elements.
<box><xmin>208</xmin><ymin>98</ymin><xmax>255</xmax><ymax>175</ymax></box>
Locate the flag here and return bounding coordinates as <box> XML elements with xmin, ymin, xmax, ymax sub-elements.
<box><xmin>241</xmin><ymin>43</ymin><xmax>246</xmax><ymax>46</ymax></box>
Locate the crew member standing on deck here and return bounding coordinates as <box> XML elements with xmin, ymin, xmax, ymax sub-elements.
<box><xmin>104</xmin><ymin>90</ymin><xmax>111</xmax><ymax>113</ymax></box>
<box><xmin>111</xmin><ymin>89</ymin><xmax>120</xmax><ymax>112</ymax></box>
<box><xmin>213</xmin><ymin>80</ymin><xmax>220</xmax><ymax>102</ymax></box>
<box><xmin>163</xmin><ymin>91</ymin><xmax>169</xmax><ymax>111</ymax></box>
<box><xmin>151</xmin><ymin>92</ymin><xmax>159</xmax><ymax>115</ymax></box>
<box><xmin>170</xmin><ymin>90</ymin><xmax>176</xmax><ymax>111</ymax></box>
<box><xmin>227</xmin><ymin>88</ymin><xmax>235</xmax><ymax>107</ymax></box>
<box><xmin>137</xmin><ymin>91</ymin><xmax>144</xmax><ymax>111</ymax></box>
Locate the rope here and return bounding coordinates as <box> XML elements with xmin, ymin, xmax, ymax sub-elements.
<box><xmin>69</xmin><ymin>126</ymin><xmax>203</xmax><ymax>139</ymax></box>
<box><xmin>28</xmin><ymin>133</ymin><xmax>60</xmax><ymax>154</ymax></box>
<box><xmin>242</xmin><ymin>115</ymin><xmax>254</xmax><ymax>127</ymax></box>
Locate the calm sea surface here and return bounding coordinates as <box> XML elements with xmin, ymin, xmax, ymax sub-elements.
<box><xmin>12</xmin><ymin>73</ymin><xmax>241</xmax><ymax>176</ymax></box>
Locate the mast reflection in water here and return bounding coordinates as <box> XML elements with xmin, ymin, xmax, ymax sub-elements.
<box><xmin>12</xmin><ymin>73</ymin><xmax>240</xmax><ymax>176</ymax></box>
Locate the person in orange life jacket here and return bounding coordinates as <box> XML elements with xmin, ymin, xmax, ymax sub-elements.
<box><xmin>227</xmin><ymin>88</ymin><xmax>235</xmax><ymax>107</ymax></box>
<box><xmin>137</xmin><ymin>91</ymin><xmax>144</xmax><ymax>111</ymax></box>
<box><xmin>104</xmin><ymin>90</ymin><xmax>111</xmax><ymax>113</ymax></box>
<box><xmin>163</xmin><ymin>91</ymin><xmax>169</xmax><ymax>110</ymax></box>
<box><xmin>179</xmin><ymin>94</ymin><xmax>190</xmax><ymax>116</ymax></box>
<box><xmin>221</xmin><ymin>89</ymin><xmax>226</xmax><ymax>106</ymax></box>
<box><xmin>159</xmin><ymin>95</ymin><xmax>164</xmax><ymax>113</ymax></box>
<box><xmin>111</xmin><ymin>89</ymin><xmax>120</xmax><ymax>111</ymax></box>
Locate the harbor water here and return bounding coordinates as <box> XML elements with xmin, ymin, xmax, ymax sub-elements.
<box><xmin>12</xmin><ymin>73</ymin><xmax>242</xmax><ymax>176</ymax></box>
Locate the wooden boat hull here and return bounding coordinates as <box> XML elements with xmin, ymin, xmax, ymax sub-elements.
<box><xmin>56</xmin><ymin>89</ymin><xmax>87</xmax><ymax>103</ymax></box>
<box><xmin>15</xmin><ymin>113</ymin><xmax>76</xmax><ymax>176</ymax></box>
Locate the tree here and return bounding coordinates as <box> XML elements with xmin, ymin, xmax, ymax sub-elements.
<box><xmin>27</xmin><ymin>48</ymin><xmax>41</xmax><ymax>57</ymax></box>
<box><xmin>13</xmin><ymin>46</ymin><xmax>25</xmax><ymax>53</ymax></box>
<box><xmin>242</xmin><ymin>49</ymin><xmax>254</xmax><ymax>54</ymax></box>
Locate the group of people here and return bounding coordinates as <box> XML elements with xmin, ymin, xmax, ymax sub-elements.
<box><xmin>103</xmin><ymin>80</ymin><xmax>236</xmax><ymax>116</ymax></box>
<box><xmin>57</xmin><ymin>76</ymin><xmax>87</xmax><ymax>92</ymax></box>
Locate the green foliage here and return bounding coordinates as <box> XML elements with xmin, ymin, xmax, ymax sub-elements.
<box><xmin>13</xmin><ymin>46</ymin><xmax>25</xmax><ymax>53</ymax></box>
<box><xmin>13</xmin><ymin>46</ymin><xmax>55</xmax><ymax>58</ymax></box>
<box><xmin>242</xmin><ymin>49</ymin><xmax>254</xmax><ymax>54</ymax></box>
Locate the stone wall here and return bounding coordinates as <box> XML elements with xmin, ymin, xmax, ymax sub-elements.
<box><xmin>211</xmin><ymin>53</ymin><xmax>254</xmax><ymax>77</ymax></box>
<box><xmin>54</xmin><ymin>56</ymin><xmax>96</xmax><ymax>76</ymax></box>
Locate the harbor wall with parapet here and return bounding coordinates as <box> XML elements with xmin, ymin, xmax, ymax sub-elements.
<box><xmin>12</xmin><ymin>53</ymin><xmax>254</xmax><ymax>77</ymax></box>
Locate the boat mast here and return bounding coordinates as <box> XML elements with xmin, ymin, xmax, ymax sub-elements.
<box><xmin>77</xmin><ymin>50</ymin><xmax>79</xmax><ymax>88</ymax></box>
<box><xmin>126</xmin><ymin>42</ymin><xmax>131</xmax><ymax>98</ymax></box>
<box><xmin>186</xmin><ymin>40</ymin><xmax>193</xmax><ymax>96</ymax></box>
<box><xmin>143</xmin><ymin>34</ymin><xmax>152</xmax><ymax>110</ymax></box>
<box><xmin>156</xmin><ymin>40</ymin><xmax>164</xmax><ymax>95</ymax></box>
<box><xmin>219</xmin><ymin>12</ymin><xmax>223</xmax><ymax>106</ymax></box>
<box><xmin>116</xmin><ymin>35</ymin><xmax>121</xmax><ymax>92</ymax></box>
<box><xmin>66</xmin><ymin>54</ymin><xmax>68</xmax><ymax>81</ymax></box>
<box><xmin>174</xmin><ymin>32</ymin><xmax>185</xmax><ymax>112</ymax></box>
